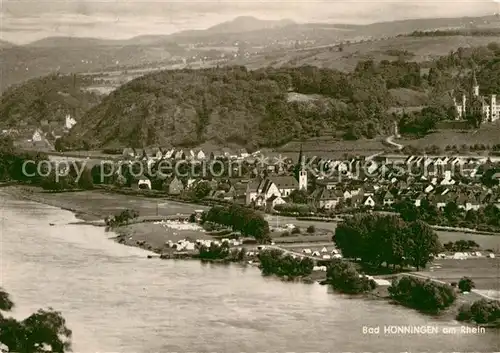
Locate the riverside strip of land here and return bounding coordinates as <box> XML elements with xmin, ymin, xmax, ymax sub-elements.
<box><xmin>2</xmin><ymin>186</ymin><xmax>499</xmax><ymax>298</ymax></box>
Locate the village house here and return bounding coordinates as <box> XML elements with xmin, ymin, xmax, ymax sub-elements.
<box><xmin>266</xmin><ymin>195</ymin><xmax>286</xmax><ymax>212</ymax></box>
<box><xmin>361</xmin><ymin>195</ymin><xmax>376</xmax><ymax>208</ymax></box>
<box><xmin>309</xmin><ymin>188</ymin><xmax>343</xmax><ymax>210</ymax></box>
<box><xmin>168</xmin><ymin>177</ymin><xmax>184</xmax><ymax>195</ymax></box>
<box><xmin>382</xmin><ymin>191</ymin><xmax>395</xmax><ymax>206</ymax></box>
<box><xmin>174</xmin><ymin>150</ymin><xmax>186</xmax><ymax>160</ymax></box>
<box><xmin>135</xmin><ymin>176</ymin><xmax>152</xmax><ymax>190</ymax></box>
<box><xmin>31</xmin><ymin>129</ymin><xmax>43</xmax><ymax>142</ymax></box>
<box><xmin>196</xmin><ymin>150</ymin><xmax>206</xmax><ymax>160</ymax></box>
<box><xmin>271</xmin><ymin>176</ymin><xmax>299</xmax><ymax>197</ymax></box>
<box><xmin>64</xmin><ymin>114</ymin><xmax>77</xmax><ymax>130</ymax></box>
<box><xmin>245</xmin><ymin>178</ymin><xmax>289</xmax><ymax>207</ymax></box>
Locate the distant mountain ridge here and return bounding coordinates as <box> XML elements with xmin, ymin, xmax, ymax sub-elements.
<box><xmin>21</xmin><ymin>14</ymin><xmax>500</xmax><ymax>48</ymax></box>
<box><xmin>1</xmin><ymin>14</ymin><xmax>499</xmax><ymax>90</ymax></box>
<box><xmin>205</xmin><ymin>16</ymin><xmax>295</xmax><ymax>34</ymax></box>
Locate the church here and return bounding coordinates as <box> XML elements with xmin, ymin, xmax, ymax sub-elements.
<box><xmin>453</xmin><ymin>70</ymin><xmax>500</xmax><ymax>123</ymax></box>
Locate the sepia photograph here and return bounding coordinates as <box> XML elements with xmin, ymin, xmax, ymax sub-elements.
<box><xmin>0</xmin><ymin>0</ymin><xmax>499</xmax><ymax>352</ymax></box>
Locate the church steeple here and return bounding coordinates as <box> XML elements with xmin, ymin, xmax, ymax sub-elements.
<box><xmin>471</xmin><ymin>65</ymin><xmax>479</xmax><ymax>97</ymax></box>
<box><xmin>294</xmin><ymin>144</ymin><xmax>304</xmax><ymax>182</ymax></box>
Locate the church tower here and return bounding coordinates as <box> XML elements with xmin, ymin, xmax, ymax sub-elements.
<box><xmin>299</xmin><ymin>168</ymin><xmax>307</xmax><ymax>191</ymax></box>
<box><xmin>295</xmin><ymin>144</ymin><xmax>307</xmax><ymax>191</ymax></box>
<box><xmin>472</xmin><ymin>69</ymin><xmax>479</xmax><ymax>97</ymax></box>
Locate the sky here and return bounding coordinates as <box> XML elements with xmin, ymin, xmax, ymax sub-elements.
<box><xmin>1</xmin><ymin>0</ymin><xmax>499</xmax><ymax>44</ymax></box>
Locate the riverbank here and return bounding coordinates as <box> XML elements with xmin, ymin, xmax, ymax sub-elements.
<box><xmin>3</xmin><ymin>186</ymin><xmax>499</xmax><ymax>297</ymax></box>
<box><xmin>2</xmin><ymin>186</ymin><xmax>499</xmax><ymax>331</ymax></box>
<box><xmin>0</xmin><ymin>186</ymin><xmax>208</xmax><ymax>222</ymax></box>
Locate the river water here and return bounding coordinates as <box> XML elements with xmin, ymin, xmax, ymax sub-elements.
<box><xmin>0</xmin><ymin>194</ymin><xmax>498</xmax><ymax>352</ymax></box>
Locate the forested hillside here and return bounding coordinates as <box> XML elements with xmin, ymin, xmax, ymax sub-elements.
<box><xmin>3</xmin><ymin>41</ymin><xmax>500</xmax><ymax>150</ymax></box>
<box><xmin>66</xmin><ymin>64</ymin><xmax>398</xmax><ymax>148</ymax></box>
<box><xmin>0</xmin><ymin>74</ymin><xmax>102</xmax><ymax>128</ymax></box>
<box><xmin>66</xmin><ymin>41</ymin><xmax>500</xmax><ymax>149</ymax></box>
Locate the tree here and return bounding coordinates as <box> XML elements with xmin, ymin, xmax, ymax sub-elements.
<box><xmin>0</xmin><ymin>288</ymin><xmax>72</xmax><ymax>352</ymax></box>
<box><xmin>406</xmin><ymin>220</ymin><xmax>441</xmax><ymax>270</ymax></box>
<box><xmin>334</xmin><ymin>214</ymin><xmax>439</xmax><ymax>270</ymax></box>
<box><xmin>444</xmin><ymin>201</ymin><xmax>460</xmax><ymax>223</ymax></box>
<box><xmin>77</xmin><ymin>167</ymin><xmax>94</xmax><ymax>190</ymax></box>
<box><xmin>306</xmin><ymin>225</ymin><xmax>316</xmax><ymax>233</ymax></box>
<box><xmin>193</xmin><ymin>181</ymin><xmax>211</xmax><ymax>200</ymax></box>
<box><xmin>388</xmin><ymin>276</ymin><xmax>456</xmax><ymax>313</ymax></box>
<box><xmin>325</xmin><ymin>260</ymin><xmax>376</xmax><ymax>294</ymax></box>
<box><xmin>289</xmin><ymin>189</ymin><xmax>308</xmax><ymax>204</ymax></box>
<box><xmin>394</xmin><ymin>200</ymin><xmax>419</xmax><ymax>221</ymax></box>
<box><xmin>458</xmin><ymin>277</ymin><xmax>475</xmax><ymax>292</ymax></box>
<box><xmin>54</xmin><ymin>138</ymin><xmax>65</xmax><ymax>152</ymax></box>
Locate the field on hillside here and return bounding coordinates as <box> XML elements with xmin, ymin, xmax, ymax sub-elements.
<box><xmin>275</xmin><ymin>138</ymin><xmax>388</xmax><ymax>157</ymax></box>
<box><xmin>231</xmin><ymin>36</ymin><xmax>500</xmax><ymax>71</ymax></box>
<box><xmin>403</xmin><ymin>121</ymin><xmax>500</xmax><ymax>149</ymax></box>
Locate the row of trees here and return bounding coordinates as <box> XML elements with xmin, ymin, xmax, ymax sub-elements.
<box><xmin>258</xmin><ymin>249</ymin><xmax>314</xmax><ymax>278</ymax></box>
<box><xmin>0</xmin><ymin>136</ymin><xmax>48</xmax><ymax>185</ymax></box>
<box><xmin>0</xmin><ymin>136</ymin><xmax>96</xmax><ymax>192</ymax></box>
<box><xmin>388</xmin><ymin>276</ymin><xmax>457</xmax><ymax>313</ymax></box>
<box><xmin>0</xmin><ymin>288</ymin><xmax>72</xmax><ymax>352</ymax></box>
<box><xmin>334</xmin><ymin>214</ymin><xmax>441</xmax><ymax>270</ymax></box>
<box><xmin>395</xmin><ymin>199</ymin><xmax>500</xmax><ymax>231</ymax></box>
<box><xmin>202</xmin><ymin>205</ymin><xmax>270</xmax><ymax>243</ymax></box>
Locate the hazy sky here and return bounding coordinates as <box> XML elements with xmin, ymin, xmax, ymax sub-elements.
<box><xmin>1</xmin><ymin>0</ymin><xmax>499</xmax><ymax>44</ymax></box>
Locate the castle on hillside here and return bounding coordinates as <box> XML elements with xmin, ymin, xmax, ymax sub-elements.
<box><xmin>452</xmin><ymin>70</ymin><xmax>499</xmax><ymax>123</ymax></box>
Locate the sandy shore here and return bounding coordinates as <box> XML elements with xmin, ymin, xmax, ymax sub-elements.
<box><xmin>112</xmin><ymin>221</ymin><xmax>215</xmax><ymax>253</ymax></box>
<box><xmin>1</xmin><ymin>186</ymin><xmax>207</xmax><ymax>222</ymax></box>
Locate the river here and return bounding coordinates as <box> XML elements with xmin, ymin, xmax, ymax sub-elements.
<box><xmin>0</xmin><ymin>194</ymin><xmax>498</xmax><ymax>352</ymax></box>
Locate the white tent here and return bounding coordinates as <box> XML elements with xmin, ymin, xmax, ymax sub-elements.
<box><xmin>321</xmin><ymin>247</ymin><xmax>328</xmax><ymax>253</ymax></box>
<box><xmin>453</xmin><ymin>252</ymin><xmax>467</xmax><ymax>260</ymax></box>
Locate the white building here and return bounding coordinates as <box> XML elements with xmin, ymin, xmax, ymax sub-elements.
<box><xmin>31</xmin><ymin>129</ymin><xmax>43</xmax><ymax>142</ymax></box>
<box><xmin>453</xmin><ymin>70</ymin><xmax>500</xmax><ymax>122</ymax></box>
<box><xmin>65</xmin><ymin>114</ymin><xmax>77</xmax><ymax>130</ymax></box>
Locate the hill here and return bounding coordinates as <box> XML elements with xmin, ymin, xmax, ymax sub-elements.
<box><xmin>66</xmin><ymin>65</ymin><xmax>399</xmax><ymax>149</ymax></box>
<box><xmin>0</xmin><ymin>40</ymin><xmax>16</xmax><ymax>50</ymax></box>
<box><xmin>204</xmin><ymin>16</ymin><xmax>295</xmax><ymax>34</ymax></box>
<box><xmin>231</xmin><ymin>35</ymin><xmax>500</xmax><ymax>71</ymax></box>
<box><xmin>0</xmin><ymin>74</ymin><xmax>103</xmax><ymax>128</ymax></box>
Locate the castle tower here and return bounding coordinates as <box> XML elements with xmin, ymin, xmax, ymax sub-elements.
<box><xmin>492</xmin><ymin>94</ymin><xmax>498</xmax><ymax>122</ymax></box>
<box><xmin>394</xmin><ymin>121</ymin><xmax>401</xmax><ymax>138</ymax></box>
<box><xmin>462</xmin><ymin>94</ymin><xmax>467</xmax><ymax>118</ymax></box>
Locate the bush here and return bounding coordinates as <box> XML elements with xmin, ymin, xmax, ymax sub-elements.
<box><xmin>0</xmin><ymin>287</ymin><xmax>72</xmax><ymax>352</ymax></box>
<box><xmin>307</xmin><ymin>225</ymin><xmax>316</xmax><ymax>233</ymax></box>
<box><xmin>457</xmin><ymin>299</ymin><xmax>500</xmax><ymax>325</ymax></box>
<box><xmin>458</xmin><ymin>277</ymin><xmax>475</xmax><ymax>293</ymax></box>
<box><xmin>258</xmin><ymin>249</ymin><xmax>314</xmax><ymax>278</ymax></box>
<box><xmin>281</xmin><ymin>231</ymin><xmax>291</xmax><ymax>237</ymax></box>
<box><xmin>388</xmin><ymin>276</ymin><xmax>456</xmax><ymax>313</ymax></box>
<box><xmin>291</xmin><ymin>227</ymin><xmax>301</xmax><ymax>234</ymax></box>
<box><xmin>105</xmin><ymin>209</ymin><xmax>139</xmax><ymax>227</ymax></box>
<box><xmin>325</xmin><ymin>260</ymin><xmax>377</xmax><ymax>294</ymax></box>
<box><xmin>199</xmin><ymin>242</ymin><xmax>230</xmax><ymax>260</ymax></box>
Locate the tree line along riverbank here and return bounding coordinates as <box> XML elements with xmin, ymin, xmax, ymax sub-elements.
<box><xmin>102</xmin><ymin>203</ymin><xmax>500</xmax><ymax>328</ymax></box>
